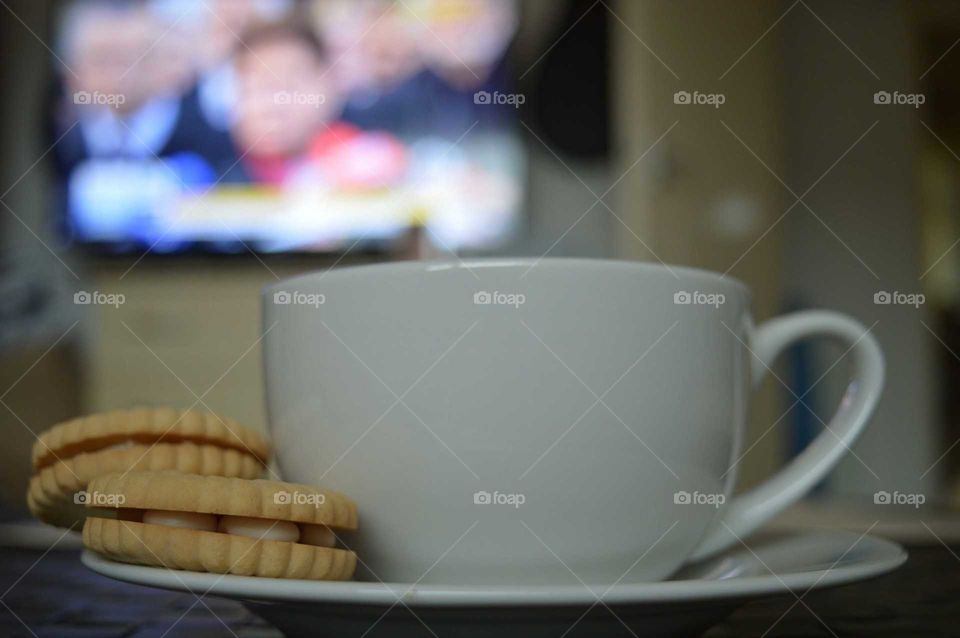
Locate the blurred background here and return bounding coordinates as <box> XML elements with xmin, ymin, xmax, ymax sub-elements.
<box><xmin>1</xmin><ymin>0</ymin><xmax>958</xmax><ymax>535</ymax></box>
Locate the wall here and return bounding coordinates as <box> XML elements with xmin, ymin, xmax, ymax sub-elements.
<box><xmin>781</xmin><ymin>0</ymin><xmax>939</xmax><ymax>497</ymax></box>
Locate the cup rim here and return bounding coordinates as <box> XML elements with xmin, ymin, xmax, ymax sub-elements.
<box><xmin>263</xmin><ymin>258</ymin><xmax>750</xmax><ymax>297</ymax></box>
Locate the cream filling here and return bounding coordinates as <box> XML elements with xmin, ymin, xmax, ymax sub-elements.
<box><xmin>142</xmin><ymin>510</ymin><xmax>217</xmax><ymax>531</ymax></box>
<box><xmin>134</xmin><ymin>510</ymin><xmax>337</xmax><ymax>548</ymax></box>
<box><xmin>218</xmin><ymin>515</ymin><xmax>300</xmax><ymax>542</ymax></box>
<box><xmin>300</xmin><ymin>523</ymin><xmax>337</xmax><ymax>548</ymax></box>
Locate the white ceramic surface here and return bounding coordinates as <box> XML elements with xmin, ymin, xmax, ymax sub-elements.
<box><xmin>81</xmin><ymin>531</ymin><xmax>907</xmax><ymax>638</ymax></box>
<box><xmin>262</xmin><ymin>259</ymin><xmax>884</xmax><ymax>585</ymax></box>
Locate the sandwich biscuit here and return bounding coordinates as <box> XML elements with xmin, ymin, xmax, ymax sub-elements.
<box><xmin>82</xmin><ymin>471</ymin><xmax>357</xmax><ymax>580</ymax></box>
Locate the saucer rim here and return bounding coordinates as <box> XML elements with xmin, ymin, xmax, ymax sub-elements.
<box><xmin>80</xmin><ymin>532</ymin><xmax>907</xmax><ymax>607</ymax></box>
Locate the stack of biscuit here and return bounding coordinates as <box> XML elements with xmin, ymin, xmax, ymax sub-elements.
<box><xmin>26</xmin><ymin>407</ymin><xmax>359</xmax><ymax>581</ymax></box>
<box><xmin>27</xmin><ymin>407</ymin><xmax>271</xmax><ymax>528</ymax></box>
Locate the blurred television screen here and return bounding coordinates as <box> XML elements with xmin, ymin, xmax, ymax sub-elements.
<box><xmin>49</xmin><ymin>0</ymin><xmax>524</xmax><ymax>254</ymax></box>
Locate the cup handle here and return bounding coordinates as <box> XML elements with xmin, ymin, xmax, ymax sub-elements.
<box><xmin>688</xmin><ymin>310</ymin><xmax>884</xmax><ymax>561</ymax></box>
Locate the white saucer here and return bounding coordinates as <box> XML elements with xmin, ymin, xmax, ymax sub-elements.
<box><xmin>82</xmin><ymin>530</ymin><xmax>906</xmax><ymax>637</ymax></box>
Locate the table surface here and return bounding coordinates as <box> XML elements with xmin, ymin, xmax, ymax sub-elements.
<box><xmin>0</xmin><ymin>544</ymin><xmax>956</xmax><ymax>637</ymax></box>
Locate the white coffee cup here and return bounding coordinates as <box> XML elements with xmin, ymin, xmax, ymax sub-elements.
<box><xmin>263</xmin><ymin>259</ymin><xmax>883</xmax><ymax>585</ymax></box>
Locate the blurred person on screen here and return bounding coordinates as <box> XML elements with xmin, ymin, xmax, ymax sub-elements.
<box><xmin>412</xmin><ymin>0</ymin><xmax>516</xmax><ymax>89</ymax></box>
<box><xmin>412</xmin><ymin>0</ymin><xmax>518</xmax><ymax>135</ymax></box>
<box><xmin>54</xmin><ymin>1</ymin><xmax>184</xmax><ymax>165</ymax></box>
<box><xmin>312</xmin><ymin>0</ymin><xmax>517</xmax><ymax>139</ymax></box>
<box><xmin>311</xmin><ymin>0</ymin><xmax>424</xmax><ymax>133</ymax></box>
<box><xmin>51</xmin><ymin>1</ymin><xmax>246</xmax><ymax>176</ymax></box>
<box><xmin>189</xmin><ymin>0</ymin><xmax>293</xmax><ymax>133</ymax></box>
<box><xmin>50</xmin><ymin>0</ymin><xmax>243</xmax><ymax>242</ymax></box>
<box><xmin>228</xmin><ymin>19</ymin><xmax>407</xmax><ymax>189</ymax></box>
